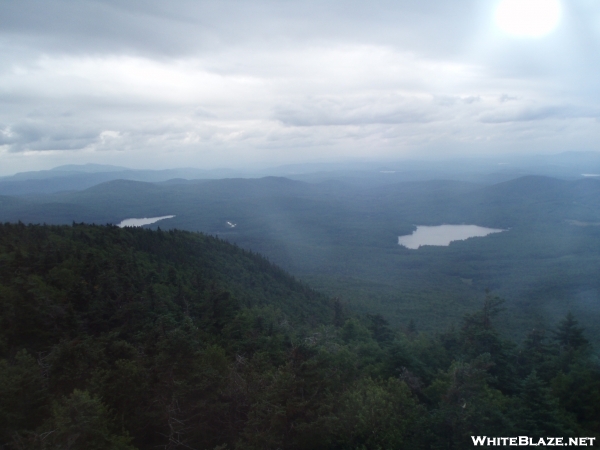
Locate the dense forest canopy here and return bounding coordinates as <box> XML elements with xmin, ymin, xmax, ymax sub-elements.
<box><xmin>0</xmin><ymin>223</ymin><xmax>598</xmax><ymax>449</ymax></box>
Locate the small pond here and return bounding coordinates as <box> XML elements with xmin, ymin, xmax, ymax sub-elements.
<box><xmin>398</xmin><ymin>224</ymin><xmax>505</xmax><ymax>249</ymax></box>
<box><xmin>117</xmin><ymin>215</ymin><xmax>175</xmax><ymax>228</ymax></box>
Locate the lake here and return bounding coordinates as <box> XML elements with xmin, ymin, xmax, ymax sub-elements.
<box><xmin>117</xmin><ymin>215</ymin><xmax>175</xmax><ymax>228</ymax></box>
<box><xmin>398</xmin><ymin>224</ymin><xmax>505</xmax><ymax>249</ymax></box>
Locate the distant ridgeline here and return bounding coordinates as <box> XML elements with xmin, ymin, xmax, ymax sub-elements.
<box><xmin>1</xmin><ymin>223</ymin><xmax>599</xmax><ymax>449</ymax></box>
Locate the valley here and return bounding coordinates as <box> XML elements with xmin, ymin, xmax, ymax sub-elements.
<box><xmin>2</xmin><ymin>165</ymin><xmax>600</xmax><ymax>344</ymax></box>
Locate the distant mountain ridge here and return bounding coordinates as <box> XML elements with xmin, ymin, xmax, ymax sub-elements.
<box><xmin>50</xmin><ymin>163</ymin><xmax>129</xmax><ymax>172</ymax></box>
<box><xmin>2</xmin><ymin>174</ymin><xmax>599</xmax><ymax>242</ymax></box>
<box><xmin>3</xmin><ymin>151</ymin><xmax>600</xmax><ymax>196</ymax></box>
<box><xmin>0</xmin><ymin>166</ymin><xmax>246</xmax><ymax>195</ymax></box>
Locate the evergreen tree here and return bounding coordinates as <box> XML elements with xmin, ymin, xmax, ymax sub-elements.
<box><xmin>554</xmin><ymin>313</ymin><xmax>588</xmax><ymax>350</ymax></box>
<box><xmin>518</xmin><ymin>328</ymin><xmax>557</xmax><ymax>381</ymax></box>
<box><xmin>516</xmin><ymin>370</ymin><xmax>574</xmax><ymax>437</ymax></box>
<box><xmin>11</xmin><ymin>390</ymin><xmax>135</xmax><ymax>450</ymax></box>
<box><xmin>0</xmin><ymin>350</ymin><xmax>48</xmax><ymax>443</ymax></box>
<box><xmin>458</xmin><ymin>295</ymin><xmax>518</xmax><ymax>394</ymax></box>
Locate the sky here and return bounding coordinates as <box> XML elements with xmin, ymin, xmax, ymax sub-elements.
<box><xmin>1</xmin><ymin>0</ymin><xmax>600</xmax><ymax>175</ymax></box>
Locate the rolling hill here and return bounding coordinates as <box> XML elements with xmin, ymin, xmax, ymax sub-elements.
<box><xmin>1</xmin><ymin>175</ymin><xmax>600</xmax><ymax>343</ymax></box>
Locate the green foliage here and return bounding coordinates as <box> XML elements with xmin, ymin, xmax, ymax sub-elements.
<box><xmin>334</xmin><ymin>377</ymin><xmax>422</xmax><ymax>449</ymax></box>
<box><xmin>26</xmin><ymin>389</ymin><xmax>135</xmax><ymax>450</ymax></box>
<box><xmin>516</xmin><ymin>370</ymin><xmax>576</xmax><ymax>437</ymax></box>
<box><xmin>425</xmin><ymin>355</ymin><xmax>515</xmax><ymax>448</ymax></box>
<box><xmin>551</xmin><ymin>363</ymin><xmax>600</xmax><ymax>433</ymax></box>
<box><xmin>0</xmin><ymin>223</ymin><xmax>598</xmax><ymax>449</ymax></box>
<box><xmin>554</xmin><ymin>312</ymin><xmax>589</xmax><ymax>350</ymax></box>
<box><xmin>0</xmin><ymin>350</ymin><xmax>47</xmax><ymax>442</ymax></box>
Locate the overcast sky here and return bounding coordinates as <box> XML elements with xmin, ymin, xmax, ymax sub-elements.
<box><xmin>1</xmin><ymin>0</ymin><xmax>599</xmax><ymax>175</ymax></box>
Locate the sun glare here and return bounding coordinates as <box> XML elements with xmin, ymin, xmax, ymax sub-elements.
<box><xmin>495</xmin><ymin>0</ymin><xmax>562</xmax><ymax>38</ymax></box>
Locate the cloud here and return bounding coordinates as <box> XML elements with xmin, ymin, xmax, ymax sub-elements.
<box><xmin>1</xmin><ymin>0</ymin><xmax>600</xmax><ymax>174</ymax></box>
<box><xmin>0</xmin><ymin>0</ymin><xmax>485</xmax><ymax>58</ymax></box>
<box><xmin>479</xmin><ymin>104</ymin><xmax>600</xmax><ymax>123</ymax></box>
<box><xmin>274</xmin><ymin>94</ymin><xmax>435</xmax><ymax>126</ymax></box>
<box><xmin>2</xmin><ymin>121</ymin><xmax>101</xmax><ymax>153</ymax></box>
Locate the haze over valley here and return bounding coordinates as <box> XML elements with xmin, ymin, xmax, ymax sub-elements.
<box><xmin>2</xmin><ymin>156</ymin><xmax>600</xmax><ymax>343</ymax></box>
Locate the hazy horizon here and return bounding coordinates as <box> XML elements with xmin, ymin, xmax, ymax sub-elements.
<box><xmin>1</xmin><ymin>0</ymin><xmax>600</xmax><ymax>175</ymax></box>
<box><xmin>3</xmin><ymin>149</ymin><xmax>600</xmax><ymax>179</ymax></box>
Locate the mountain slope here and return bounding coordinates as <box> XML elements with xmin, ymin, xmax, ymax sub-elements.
<box><xmin>1</xmin><ymin>224</ymin><xmax>598</xmax><ymax>449</ymax></box>
<box><xmin>0</xmin><ymin>223</ymin><xmax>332</xmax><ymax>349</ymax></box>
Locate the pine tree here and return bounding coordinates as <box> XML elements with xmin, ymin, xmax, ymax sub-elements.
<box><xmin>554</xmin><ymin>313</ymin><xmax>588</xmax><ymax>350</ymax></box>
<box><xmin>517</xmin><ymin>370</ymin><xmax>573</xmax><ymax>437</ymax></box>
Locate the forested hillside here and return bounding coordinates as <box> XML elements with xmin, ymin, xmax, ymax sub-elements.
<box><xmin>1</xmin><ymin>224</ymin><xmax>599</xmax><ymax>449</ymax></box>
<box><xmin>2</xmin><ymin>175</ymin><xmax>600</xmax><ymax>343</ymax></box>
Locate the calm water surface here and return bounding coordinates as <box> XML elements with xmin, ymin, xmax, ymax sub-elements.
<box><xmin>398</xmin><ymin>225</ymin><xmax>505</xmax><ymax>249</ymax></box>
<box><xmin>117</xmin><ymin>215</ymin><xmax>175</xmax><ymax>228</ymax></box>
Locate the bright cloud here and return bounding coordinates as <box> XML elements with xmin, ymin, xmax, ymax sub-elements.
<box><xmin>1</xmin><ymin>0</ymin><xmax>600</xmax><ymax>174</ymax></box>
